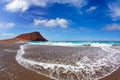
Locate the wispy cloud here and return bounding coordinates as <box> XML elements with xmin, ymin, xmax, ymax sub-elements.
<box><xmin>102</xmin><ymin>24</ymin><xmax>120</xmax><ymax>31</ymax></box>
<box><xmin>107</xmin><ymin>0</ymin><xmax>120</xmax><ymax>20</ymax></box>
<box><xmin>86</xmin><ymin>6</ymin><xmax>97</xmax><ymax>12</ymax></box>
<box><xmin>79</xmin><ymin>27</ymin><xmax>94</xmax><ymax>32</ymax></box>
<box><xmin>5</xmin><ymin>0</ymin><xmax>87</xmax><ymax>12</ymax></box>
<box><xmin>34</xmin><ymin>18</ymin><xmax>69</xmax><ymax>28</ymax></box>
<box><xmin>0</xmin><ymin>22</ymin><xmax>15</xmax><ymax>29</ymax></box>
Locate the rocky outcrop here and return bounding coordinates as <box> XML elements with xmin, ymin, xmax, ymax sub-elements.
<box><xmin>0</xmin><ymin>32</ymin><xmax>47</xmax><ymax>43</ymax></box>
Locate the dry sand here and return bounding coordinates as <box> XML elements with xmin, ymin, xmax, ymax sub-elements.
<box><xmin>0</xmin><ymin>43</ymin><xmax>119</xmax><ymax>80</ymax></box>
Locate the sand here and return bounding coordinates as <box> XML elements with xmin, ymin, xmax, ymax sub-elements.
<box><xmin>100</xmin><ymin>67</ymin><xmax>120</xmax><ymax>80</ymax></box>
<box><xmin>0</xmin><ymin>43</ymin><xmax>53</xmax><ymax>80</ymax></box>
<box><xmin>0</xmin><ymin>43</ymin><xmax>120</xmax><ymax>80</ymax></box>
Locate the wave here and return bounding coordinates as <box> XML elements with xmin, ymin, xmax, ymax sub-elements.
<box><xmin>28</xmin><ymin>41</ymin><xmax>114</xmax><ymax>47</ymax></box>
<box><xmin>16</xmin><ymin>43</ymin><xmax>120</xmax><ymax>80</ymax></box>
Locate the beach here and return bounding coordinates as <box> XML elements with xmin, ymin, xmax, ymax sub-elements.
<box><xmin>0</xmin><ymin>43</ymin><xmax>120</xmax><ymax>80</ymax></box>
<box><xmin>100</xmin><ymin>67</ymin><xmax>120</xmax><ymax>80</ymax></box>
<box><xmin>0</xmin><ymin>43</ymin><xmax>52</xmax><ymax>80</ymax></box>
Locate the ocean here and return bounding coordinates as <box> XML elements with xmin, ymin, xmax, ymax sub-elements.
<box><xmin>16</xmin><ymin>41</ymin><xmax>120</xmax><ymax>80</ymax></box>
<box><xmin>27</xmin><ymin>41</ymin><xmax>120</xmax><ymax>46</ymax></box>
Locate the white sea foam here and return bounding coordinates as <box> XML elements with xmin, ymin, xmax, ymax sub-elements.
<box><xmin>29</xmin><ymin>42</ymin><xmax>82</xmax><ymax>47</ymax></box>
<box><xmin>29</xmin><ymin>42</ymin><xmax>114</xmax><ymax>47</ymax></box>
<box><xmin>16</xmin><ymin>43</ymin><xmax>120</xmax><ymax>80</ymax></box>
<box><xmin>90</xmin><ymin>43</ymin><xmax>112</xmax><ymax>47</ymax></box>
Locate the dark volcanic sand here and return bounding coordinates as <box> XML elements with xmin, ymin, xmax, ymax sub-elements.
<box><xmin>0</xmin><ymin>43</ymin><xmax>53</xmax><ymax>80</ymax></box>
<box><xmin>100</xmin><ymin>67</ymin><xmax>120</xmax><ymax>80</ymax></box>
<box><xmin>0</xmin><ymin>43</ymin><xmax>120</xmax><ymax>80</ymax></box>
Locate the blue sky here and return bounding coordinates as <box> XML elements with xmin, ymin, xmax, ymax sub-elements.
<box><xmin>0</xmin><ymin>0</ymin><xmax>120</xmax><ymax>41</ymax></box>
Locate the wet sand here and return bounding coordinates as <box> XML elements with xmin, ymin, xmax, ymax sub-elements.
<box><xmin>0</xmin><ymin>43</ymin><xmax>53</xmax><ymax>80</ymax></box>
<box><xmin>0</xmin><ymin>43</ymin><xmax>120</xmax><ymax>80</ymax></box>
<box><xmin>100</xmin><ymin>67</ymin><xmax>120</xmax><ymax>80</ymax></box>
<box><xmin>100</xmin><ymin>46</ymin><xmax>120</xmax><ymax>80</ymax></box>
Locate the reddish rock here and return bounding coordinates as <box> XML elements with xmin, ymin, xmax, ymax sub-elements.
<box><xmin>0</xmin><ymin>32</ymin><xmax>47</xmax><ymax>43</ymax></box>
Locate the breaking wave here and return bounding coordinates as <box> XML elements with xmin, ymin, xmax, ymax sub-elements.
<box><xmin>16</xmin><ymin>42</ymin><xmax>120</xmax><ymax>80</ymax></box>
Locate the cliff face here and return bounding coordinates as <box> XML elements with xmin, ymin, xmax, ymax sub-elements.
<box><xmin>0</xmin><ymin>32</ymin><xmax>47</xmax><ymax>43</ymax></box>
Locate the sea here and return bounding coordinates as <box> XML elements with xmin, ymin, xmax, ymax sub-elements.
<box><xmin>27</xmin><ymin>41</ymin><xmax>120</xmax><ymax>46</ymax></box>
<box><xmin>16</xmin><ymin>41</ymin><xmax>120</xmax><ymax>80</ymax></box>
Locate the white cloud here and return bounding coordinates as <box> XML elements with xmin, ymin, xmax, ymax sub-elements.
<box><xmin>5</xmin><ymin>0</ymin><xmax>30</xmax><ymax>12</ymax></box>
<box><xmin>102</xmin><ymin>24</ymin><xmax>120</xmax><ymax>31</ymax></box>
<box><xmin>107</xmin><ymin>0</ymin><xmax>120</xmax><ymax>20</ymax></box>
<box><xmin>86</xmin><ymin>6</ymin><xmax>97</xmax><ymax>12</ymax></box>
<box><xmin>0</xmin><ymin>22</ymin><xmax>15</xmax><ymax>29</ymax></box>
<box><xmin>34</xmin><ymin>18</ymin><xmax>69</xmax><ymax>28</ymax></box>
<box><xmin>6</xmin><ymin>22</ymin><xmax>15</xmax><ymax>28</ymax></box>
<box><xmin>51</xmin><ymin>0</ymin><xmax>87</xmax><ymax>7</ymax></box>
<box><xmin>5</xmin><ymin>0</ymin><xmax>87</xmax><ymax>12</ymax></box>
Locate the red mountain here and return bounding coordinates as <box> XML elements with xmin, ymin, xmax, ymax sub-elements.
<box><xmin>0</xmin><ymin>32</ymin><xmax>47</xmax><ymax>43</ymax></box>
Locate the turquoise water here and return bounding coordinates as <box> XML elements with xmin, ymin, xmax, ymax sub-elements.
<box><xmin>27</xmin><ymin>41</ymin><xmax>120</xmax><ymax>45</ymax></box>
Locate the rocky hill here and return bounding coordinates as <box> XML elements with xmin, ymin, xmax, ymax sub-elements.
<box><xmin>0</xmin><ymin>32</ymin><xmax>47</xmax><ymax>43</ymax></box>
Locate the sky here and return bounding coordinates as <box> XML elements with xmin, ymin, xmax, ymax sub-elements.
<box><xmin>0</xmin><ymin>0</ymin><xmax>120</xmax><ymax>41</ymax></box>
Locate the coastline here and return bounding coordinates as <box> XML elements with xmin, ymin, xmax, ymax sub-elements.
<box><xmin>0</xmin><ymin>43</ymin><xmax>120</xmax><ymax>80</ymax></box>
<box><xmin>0</xmin><ymin>43</ymin><xmax>53</xmax><ymax>80</ymax></box>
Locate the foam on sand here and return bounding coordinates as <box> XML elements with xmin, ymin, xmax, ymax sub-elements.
<box><xmin>16</xmin><ymin>43</ymin><xmax>120</xmax><ymax>80</ymax></box>
<box><xmin>90</xmin><ymin>43</ymin><xmax>112</xmax><ymax>47</ymax></box>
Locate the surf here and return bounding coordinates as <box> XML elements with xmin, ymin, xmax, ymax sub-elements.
<box><xmin>16</xmin><ymin>42</ymin><xmax>120</xmax><ymax>80</ymax></box>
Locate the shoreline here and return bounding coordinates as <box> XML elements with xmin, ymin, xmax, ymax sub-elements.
<box><xmin>99</xmin><ymin>46</ymin><xmax>120</xmax><ymax>80</ymax></box>
<box><xmin>0</xmin><ymin>43</ymin><xmax>120</xmax><ymax>80</ymax></box>
<box><xmin>100</xmin><ymin>67</ymin><xmax>120</xmax><ymax>80</ymax></box>
<box><xmin>0</xmin><ymin>43</ymin><xmax>53</xmax><ymax>80</ymax></box>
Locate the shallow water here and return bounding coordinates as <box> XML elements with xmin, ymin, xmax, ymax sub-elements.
<box><xmin>16</xmin><ymin>44</ymin><xmax>120</xmax><ymax>80</ymax></box>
